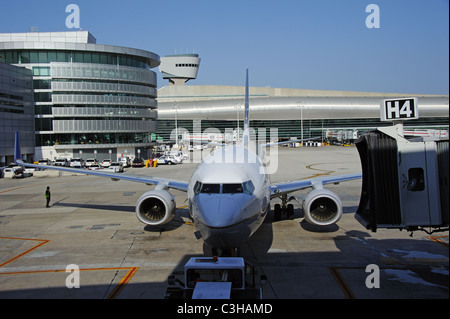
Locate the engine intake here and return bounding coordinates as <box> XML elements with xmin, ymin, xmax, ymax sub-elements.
<box><xmin>302</xmin><ymin>189</ymin><xmax>343</xmax><ymax>226</ymax></box>
<box><xmin>136</xmin><ymin>190</ymin><xmax>176</xmax><ymax>225</ymax></box>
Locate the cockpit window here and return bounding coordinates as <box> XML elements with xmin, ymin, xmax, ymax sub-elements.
<box><xmin>193</xmin><ymin>181</ymin><xmax>202</xmax><ymax>195</ymax></box>
<box><xmin>242</xmin><ymin>180</ymin><xmax>255</xmax><ymax>195</ymax></box>
<box><xmin>194</xmin><ymin>181</ymin><xmax>255</xmax><ymax>195</ymax></box>
<box><xmin>200</xmin><ymin>183</ymin><xmax>220</xmax><ymax>194</ymax></box>
<box><xmin>222</xmin><ymin>183</ymin><xmax>243</xmax><ymax>193</ymax></box>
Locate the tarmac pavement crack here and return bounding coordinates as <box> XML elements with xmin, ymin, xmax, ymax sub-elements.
<box><xmin>103</xmin><ymin>236</ymin><xmax>137</xmax><ymax>299</ymax></box>
<box><xmin>245</xmin><ymin>242</ymin><xmax>278</xmax><ymax>299</ymax></box>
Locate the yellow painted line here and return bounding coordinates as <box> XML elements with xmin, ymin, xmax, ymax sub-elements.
<box><xmin>176</xmin><ymin>203</ymin><xmax>194</xmax><ymax>225</ymax></box>
<box><xmin>302</xmin><ymin>163</ymin><xmax>335</xmax><ymax>179</ymax></box>
<box><xmin>0</xmin><ymin>236</ymin><xmax>139</xmax><ymax>299</ymax></box>
<box><xmin>427</xmin><ymin>235</ymin><xmax>449</xmax><ymax>247</ymax></box>
<box><xmin>328</xmin><ymin>267</ymin><xmax>355</xmax><ymax>299</ymax></box>
<box><xmin>106</xmin><ymin>267</ymin><xmax>139</xmax><ymax>299</ymax></box>
<box><xmin>0</xmin><ymin>180</ymin><xmax>70</xmax><ymax>194</ymax></box>
<box><xmin>0</xmin><ymin>237</ymin><xmax>50</xmax><ymax>268</ymax></box>
<box><xmin>0</xmin><ymin>186</ymin><xmax>30</xmax><ymax>194</ymax></box>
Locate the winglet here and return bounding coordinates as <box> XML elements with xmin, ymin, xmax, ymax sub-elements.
<box><xmin>242</xmin><ymin>68</ymin><xmax>250</xmax><ymax>146</ymax></box>
<box><xmin>14</xmin><ymin>131</ymin><xmax>22</xmax><ymax>163</ymax></box>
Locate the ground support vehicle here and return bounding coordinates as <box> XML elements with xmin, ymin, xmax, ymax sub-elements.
<box><xmin>157</xmin><ymin>155</ymin><xmax>178</xmax><ymax>165</ymax></box>
<box><xmin>164</xmin><ymin>257</ymin><xmax>265</xmax><ymax>299</ymax></box>
<box><xmin>3</xmin><ymin>167</ymin><xmax>34</xmax><ymax>178</ymax></box>
<box><xmin>117</xmin><ymin>156</ymin><xmax>131</xmax><ymax>167</ymax></box>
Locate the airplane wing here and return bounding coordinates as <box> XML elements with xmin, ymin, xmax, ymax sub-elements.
<box><xmin>269</xmin><ymin>172</ymin><xmax>361</xmax><ymax>199</ymax></box>
<box><xmin>14</xmin><ymin>161</ymin><xmax>189</xmax><ymax>192</ymax></box>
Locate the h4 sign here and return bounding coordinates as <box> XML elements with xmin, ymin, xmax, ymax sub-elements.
<box><xmin>380</xmin><ymin>97</ymin><xmax>418</xmax><ymax>121</ymax></box>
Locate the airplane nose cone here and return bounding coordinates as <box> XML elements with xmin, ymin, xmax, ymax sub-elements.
<box><xmin>196</xmin><ymin>195</ymin><xmax>244</xmax><ymax>228</ymax></box>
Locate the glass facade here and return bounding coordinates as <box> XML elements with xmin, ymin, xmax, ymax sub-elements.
<box><xmin>0</xmin><ymin>63</ymin><xmax>34</xmax><ymax>165</ymax></box>
<box><xmin>1</xmin><ymin>48</ymin><xmax>158</xmax><ymax>158</ymax></box>
<box><xmin>36</xmin><ymin>132</ymin><xmax>154</xmax><ymax>147</ymax></box>
<box><xmin>0</xmin><ymin>50</ymin><xmax>150</xmax><ymax>69</ymax></box>
<box><xmin>157</xmin><ymin>117</ymin><xmax>449</xmax><ymax>142</ymax></box>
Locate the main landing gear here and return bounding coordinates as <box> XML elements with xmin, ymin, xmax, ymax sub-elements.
<box><xmin>273</xmin><ymin>194</ymin><xmax>295</xmax><ymax>221</ymax></box>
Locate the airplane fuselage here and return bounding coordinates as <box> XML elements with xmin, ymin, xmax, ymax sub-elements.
<box><xmin>187</xmin><ymin>145</ymin><xmax>271</xmax><ymax>250</ymax></box>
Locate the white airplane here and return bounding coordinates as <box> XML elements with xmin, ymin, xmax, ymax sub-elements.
<box><xmin>14</xmin><ymin>70</ymin><xmax>361</xmax><ymax>255</ymax></box>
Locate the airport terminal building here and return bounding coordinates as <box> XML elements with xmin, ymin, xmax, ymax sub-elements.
<box><xmin>157</xmin><ymin>55</ymin><xmax>449</xmax><ymax>144</ymax></box>
<box><xmin>0</xmin><ymin>31</ymin><xmax>160</xmax><ymax>161</ymax></box>
<box><xmin>0</xmin><ymin>63</ymin><xmax>34</xmax><ymax>165</ymax></box>
<box><xmin>1</xmin><ymin>33</ymin><xmax>448</xmax><ymax>164</ymax></box>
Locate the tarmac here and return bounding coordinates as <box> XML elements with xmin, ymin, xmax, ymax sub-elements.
<box><xmin>0</xmin><ymin>145</ymin><xmax>448</xmax><ymax>300</ymax></box>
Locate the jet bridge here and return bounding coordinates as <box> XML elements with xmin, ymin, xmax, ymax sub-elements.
<box><xmin>355</xmin><ymin>125</ymin><xmax>449</xmax><ymax>233</ymax></box>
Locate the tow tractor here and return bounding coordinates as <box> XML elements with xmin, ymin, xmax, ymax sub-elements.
<box><xmin>164</xmin><ymin>257</ymin><xmax>266</xmax><ymax>299</ymax></box>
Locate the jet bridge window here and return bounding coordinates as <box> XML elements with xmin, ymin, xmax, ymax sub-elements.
<box><xmin>407</xmin><ymin>168</ymin><xmax>425</xmax><ymax>191</ymax></box>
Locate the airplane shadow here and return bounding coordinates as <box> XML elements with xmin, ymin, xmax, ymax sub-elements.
<box><xmin>53</xmin><ymin>201</ymin><xmax>135</xmax><ymax>213</ymax></box>
<box><xmin>1</xmin><ymin>203</ymin><xmax>447</xmax><ymax>300</ymax></box>
<box><xmin>244</xmin><ymin>204</ymin><xmax>362</xmax><ymax>259</ymax></box>
<box><xmin>144</xmin><ymin>208</ymin><xmax>191</xmax><ymax>233</ymax></box>
<box><xmin>53</xmin><ymin>199</ymin><xmax>190</xmax><ymax>233</ymax></box>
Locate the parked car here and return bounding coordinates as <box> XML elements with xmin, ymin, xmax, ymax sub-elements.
<box><xmin>109</xmin><ymin>162</ymin><xmax>124</xmax><ymax>173</ymax></box>
<box><xmin>54</xmin><ymin>158</ymin><xmax>69</xmax><ymax>166</ymax></box>
<box><xmin>69</xmin><ymin>158</ymin><xmax>84</xmax><ymax>168</ymax></box>
<box><xmin>101</xmin><ymin>159</ymin><xmax>112</xmax><ymax>168</ymax></box>
<box><xmin>84</xmin><ymin>158</ymin><xmax>98</xmax><ymax>168</ymax></box>
<box><xmin>88</xmin><ymin>164</ymin><xmax>101</xmax><ymax>170</ymax></box>
<box><xmin>132</xmin><ymin>158</ymin><xmax>145</xmax><ymax>167</ymax></box>
<box><xmin>38</xmin><ymin>159</ymin><xmax>52</xmax><ymax>165</ymax></box>
<box><xmin>157</xmin><ymin>155</ymin><xmax>177</xmax><ymax>165</ymax></box>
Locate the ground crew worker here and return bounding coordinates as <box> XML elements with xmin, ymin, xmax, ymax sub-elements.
<box><xmin>45</xmin><ymin>186</ymin><xmax>51</xmax><ymax>207</ymax></box>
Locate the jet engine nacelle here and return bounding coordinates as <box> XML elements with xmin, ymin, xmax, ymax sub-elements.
<box><xmin>302</xmin><ymin>189</ymin><xmax>343</xmax><ymax>226</ymax></box>
<box><xmin>136</xmin><ymin>190</ymin><xmax>176</xmax><ymax>225</ymax></box>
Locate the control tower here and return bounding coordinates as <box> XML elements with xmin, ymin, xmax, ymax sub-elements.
<box><xmin>159</xmin><ymin>54</ymin><xmax>201</xmax><ymax>85</ymax></box>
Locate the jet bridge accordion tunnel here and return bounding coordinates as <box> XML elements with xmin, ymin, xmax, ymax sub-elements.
<box><xmin>354</xmin><ymin>126</ymin><xmax>449</xmax><ymax>234</ymax></box>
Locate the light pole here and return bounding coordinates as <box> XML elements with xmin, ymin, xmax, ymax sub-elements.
<box><xmin>233</xmin><ymin>102</ymin><xmax>241</xmax><ymax>143</ymax></box>
<box><xmin>297</xmin><ymin>101</ymin><xmax>304</xmax><ymax>146</ymax></box>
<box><xmin>172</xmin><ymin>104</ymin><xmax>178</xmax><ymax>147</ymax></box>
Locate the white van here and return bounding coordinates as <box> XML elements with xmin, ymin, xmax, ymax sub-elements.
<box><xmin>117</xmin><ymin>157</ymin><xmax>131</xmax><ymax>167</ymax></box>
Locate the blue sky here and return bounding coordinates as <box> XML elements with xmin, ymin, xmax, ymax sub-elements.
<box><xmin>0</xmin><ymin>0</ymin><xmax>448</xmax><ymax>94</ymax></box>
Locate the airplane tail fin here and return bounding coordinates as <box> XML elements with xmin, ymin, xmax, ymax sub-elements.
<box><xmin>14</xmin><ymin>131</ymin><xmax>22</xmax><ymax>163</ymax></box>
<box><xmin>242</xmin><ymin>68</ymin><xmax>250</xmax><ymax>146</ymax></box>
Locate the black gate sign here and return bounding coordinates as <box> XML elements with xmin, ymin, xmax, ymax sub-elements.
<box><xmin>380</xmin><ymin>98</ymin><xmax>418</xmax><ymax>121</ymax></box>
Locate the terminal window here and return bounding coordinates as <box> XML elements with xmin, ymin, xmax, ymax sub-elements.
<box><xmin>175</xmin><ymin>64</ymin><xmax>198</xmax><ymax>67</ymax></box>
